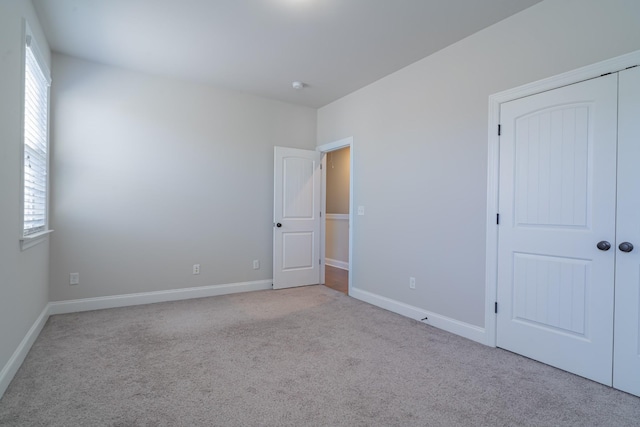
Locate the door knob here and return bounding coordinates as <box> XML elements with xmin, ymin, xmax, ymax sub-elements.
<box><xmin>619</xmin><ymin>242</ymin><xmax>634</xmax><ymax>253</ymax></box>
<box><xmin>276</xmin><ymin>223</ymin><xmax>282</xmax><ymax>228</ymax></box>
<box><xmin>597</xmin><ymin>241</ymin><xmax>611</xmax><ymax>251</ymax></box>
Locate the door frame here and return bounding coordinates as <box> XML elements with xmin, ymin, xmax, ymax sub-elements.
<box><xmin>317</xmin><ymin>137</ymin><xmax>354</xmax><ymax>295</ymax></box>
<box><xmin>485</xmin><ymin>49</ymin><xmax>640</xmax><ymax>347</ymax></box>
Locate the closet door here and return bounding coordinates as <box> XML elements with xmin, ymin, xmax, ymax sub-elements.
<box><xmin>613</xmin><ymin>66</ymin><xmax>640</xmax><ymax>397</ymax></box>
<box><xmin>496</xmin><ymin>74</ymin><xmax>618</xmax><ymax>385</ymax></box>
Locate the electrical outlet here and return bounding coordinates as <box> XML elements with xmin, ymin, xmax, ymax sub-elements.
<box><xmin>193</xmin><ymin>264</ymin><xmax>200</xmax><ymax>275</ymax></box>
<box><xmin>409</xmin><ymin>277</ymin><xmax>416</xmax><ymax>289</ymax></box>
<box><xmin>70</xmin><ymin>273</ymin><xmax>79</xmax><ymax>285</ymax></box>
<box><xmin>357</xmin><ymin>206</ymin><xmax>365</xmax><ymax>216</ymax></box>
<box><xmin>253</xmin><ymin>260</ymin><xmax>260</xmax><ymax>270</ymax></box>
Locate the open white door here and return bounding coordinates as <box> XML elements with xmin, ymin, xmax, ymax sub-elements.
<box><xmin>273</xmin><ymin>147</ymin><xmax>322</xmax><ymax>289</ymax></box>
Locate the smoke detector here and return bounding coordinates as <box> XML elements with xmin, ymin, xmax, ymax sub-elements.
<box><xmin>292</xmin><ymin>81</ymin><xmax>305</xmax><ymax>90</ymax></box>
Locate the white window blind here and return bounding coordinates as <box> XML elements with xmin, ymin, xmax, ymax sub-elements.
<box><xmin>23</xmin><ymin>34</ymin><xmax>50</xmax><ymax>237</ymax></box>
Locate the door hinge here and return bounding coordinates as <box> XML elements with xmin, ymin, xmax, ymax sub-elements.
<box><xmin>320</xmin><ymin>164</ymin><xmax>322</xmax><ymax>170</ymax></box>
<box><xmin>495</xmin><ymin>302</ymin><xmax>498</xmax><ymax>314</ymax></box>
<box><xmin>498</xmin><ymin>124</ymin><xmax>501</xmax><ymax>136</ymax></box>
<box><xmin>320</xmin><ymin>211</ymin><xmax>322</xmax><ymax>217</ymax></box>
<box><xmin>496</xmin><ymin>213</ymin><xmax>500</xmax><ymax>225</ymax></box>
<box><xmin>319</xmin><ymin>259</ymin><xmax>322</xmax><ymax>265</ymax></box>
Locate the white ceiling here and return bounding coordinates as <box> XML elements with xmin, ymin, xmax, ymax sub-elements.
<box><xmin>33</xmin><ymin>0</ymin><xmax>541</xmax><ymax>108</ymax></box>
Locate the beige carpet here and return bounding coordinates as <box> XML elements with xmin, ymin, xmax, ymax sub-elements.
<box><xmin>1</xmin><ymin>285</ymin><xmax>639</xmax><ymax>426</ymax></box>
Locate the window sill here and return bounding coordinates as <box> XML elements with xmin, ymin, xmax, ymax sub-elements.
<box><xmin>20</xmin><ymin>229</ymin><xmax>53</xmax><ymax>251</ymax></box>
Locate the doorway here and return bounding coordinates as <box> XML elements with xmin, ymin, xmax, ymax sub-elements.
<box><xmin>272</xmin><ymin>137</ymin><xmax>354</xmax><ymax>293</ymax></box>
<box><xmin>323</xmin><ymin>146</ymin><xmax>350</xmax><ymax>294</ymax></box>
<box><xmin>318</xmin><ymin>137</ymin><xmax>354</xmax><ymax>296</ymax></box>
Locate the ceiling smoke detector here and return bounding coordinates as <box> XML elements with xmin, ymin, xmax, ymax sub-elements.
<box><xmin>292</xmin><ymin>81</ymin><xmax>305</xmax><ymax>90</ymax></box>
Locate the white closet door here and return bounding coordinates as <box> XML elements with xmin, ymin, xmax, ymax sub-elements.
<box><xmin>613</xmin><ymin>66</ymin><xmax>640</xmax><ymax>396</ymax></box>
<box><xmin>497</xmin><ymin>75</ymin><xmax>619</xmax><ymax>385</ymax></box>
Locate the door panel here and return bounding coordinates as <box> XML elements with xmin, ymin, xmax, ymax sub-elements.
<box><xmin>613</xmin><ymin>66</ymin><xmax>640</xmax><ymax>396</ymax></box>
<box><xmin>514</xmin><ymin>105</ymin><xmax>590</xmax><ymax>228</ymax></box>
<box><xmin>282</xmin><ymin>232</ymin><xmax>315</xmax><ymax>269</ymax></box>
<box><xmin>512</xmin><ymin>254</ymin><xmax>589</xmax><ymax>337</ymax></box>
<box><xmin>497</xmin><ymin>75</ymin><xmax>618</xmax><ymax>385</ymax></box>
<box><xmin>283</xmin><ymin>157</ymin><xmax>315</xmax><ymax>219</ymax></box>
<box><xmin>273</xmin><ymin>147</ymin><xmax>321</xmax><ymax>289</ymax></box>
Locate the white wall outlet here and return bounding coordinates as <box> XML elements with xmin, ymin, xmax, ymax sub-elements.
<box><xmin>193</xmin><ymin>264</ymin><xmax>200</xmax><ymax>275</ymax></box>
<box><xmin>70</xmin><ymin>273</ymin><xmax>79</xmax><ymax>285</ymax></box>
<box><xmin>357</xmin><ymin>206</ymin><xmax>365</xmax><ymax>216</ymax></box>
<box><xmin>409</xmin><ymin>277</ymin><xmax>416</xmax><ymax>289</ymax></box>
<box><xmin>253</xmin><ymin>259</ymin><xmax>260</xmax><ymax>270</ymax></box>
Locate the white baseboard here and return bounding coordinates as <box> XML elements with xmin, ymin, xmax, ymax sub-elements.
<box><xmin>49</xmin><ymin>279</ymin><xmax>273</xmax><ymax>315</ymax></box>
<box><xmin>325</xmin><ymin>258</ymin><xmax>349</xmax><ymax>270</ymax></box>
<box><xmin>350</xmin><ymin>287</ymin><xmax>486</xmax><ymax>345</ymax></box>
<box><xmin>0</xmin><ymin>304</ymin><xmax>50</xmax><ymax>399</ymax></box>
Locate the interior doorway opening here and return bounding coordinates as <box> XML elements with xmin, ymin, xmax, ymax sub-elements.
<box><xmin>323</xmin><ymin>146</ymin><xmax>350</xmax><ymax>294</ymax></box>
<box><xmin>318</xmin><ymin>137</ymin><xmax>354</xmax><ymax>296</ymax></box>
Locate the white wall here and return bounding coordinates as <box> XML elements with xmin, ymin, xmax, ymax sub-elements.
<box><xmin>0</xmin><ymin>0</ymin><xmax>50</xmax><ymax>387</ymax></box>
<box><xmin>317</xmin><ymin>0</ymin><xmax>640</xmax><ymax>328</ymax></box>
<box><xmin>326</xmin><ymin>217</ymin><xmax>349</xmax><ymax>267</ymax></box>
<box><xmin>49</xmin><ymin>54</ymin><xmax>317</xmax><ymax>301</ymax></box>
<box><xmin>326</xmin><ymin>147</ymin><xmax>350</xmax><ymax>214</ymax></box>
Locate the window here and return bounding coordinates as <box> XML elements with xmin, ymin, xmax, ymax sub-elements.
<box><xmin>22</xmin><ymin>26</ymin><xmax>51</xmax><ymax>246</ymax></box>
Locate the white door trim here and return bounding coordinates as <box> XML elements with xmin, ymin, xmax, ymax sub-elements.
<box><xmin>485</xmin><ymin>49</ymin><xmax>640</xmax><ymax>347</ymax></box>
<box><xmin>317</xmin><ymin>137</ymin><xmax>354</xmax><ymax>295</ymax></box>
